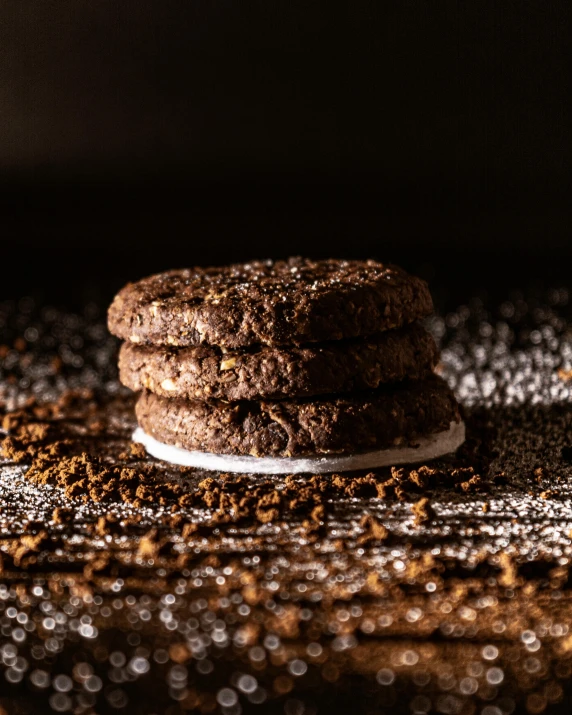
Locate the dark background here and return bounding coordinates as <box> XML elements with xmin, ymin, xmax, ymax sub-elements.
<box><xmin>1</xmin><ymin>0</ymin><xmax>570</xmax><ymax>310</ymax></box>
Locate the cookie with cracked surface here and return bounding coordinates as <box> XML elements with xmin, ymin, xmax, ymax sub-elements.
<box><xmin>108</xmin><ymin>257</ymin><xmax>433</xmax><ymax>349</ymax></box>
<box><xmin>119</xmin><ymin>323</ymin><xmax>439</xmax><ymax>401</ymax></box>
<box><xmin>135</xmin><ymin>375</ymin><xmax>461</xmax><ymax>458</ymax></box>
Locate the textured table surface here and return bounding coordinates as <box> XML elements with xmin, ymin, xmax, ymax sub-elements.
<box><xmin>1</xmin><ymin>289</ymin><xmax>572</xmax><ymax>714</ymax></box>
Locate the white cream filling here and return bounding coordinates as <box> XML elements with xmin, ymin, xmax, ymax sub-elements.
<box><xmin>132</xmin><ymin>420</ymin><xmax>465</xmax><ymax>475</ymax></box>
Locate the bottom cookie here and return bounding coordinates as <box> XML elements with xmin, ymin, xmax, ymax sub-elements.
<box><xmin>135</xmin><ymin>376</ymin><xmax>461</xmax><ymax>458</ymax></box>
<box><xmin>132</xmin><ymin>420</ymin><xmax>465</xmax><ymax>475</ymax></box>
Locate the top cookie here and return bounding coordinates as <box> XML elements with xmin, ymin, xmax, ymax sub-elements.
<box><xmin>108</xmin><ymin>257</ymin><xmax>433</xmax><ymax>349</ymax></box>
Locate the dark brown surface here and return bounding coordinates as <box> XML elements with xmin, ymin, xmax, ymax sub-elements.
<box><xmin>107</xmin><ymin>258</ymin><xmax>433</xmax><ymax>349</ymax></box>
<box><xmin>118</xmin><ymin>323</ymin><xmax>438</xmax><ymax>401</ymax></box>
<box><xmin>134</xmin><ymin>375</ymin><xmax>461</xmax><ymax>458</ymax></box>
<box><xmin>2</xmin><ymin>294</ymin><xmax>572</xmax><ymax>714</ymax></box>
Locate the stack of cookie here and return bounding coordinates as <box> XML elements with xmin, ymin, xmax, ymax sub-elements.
<box><xmin>108</xmin><ymin>258</ymin><xmax>464</xmax><ymax>474</ymax></box>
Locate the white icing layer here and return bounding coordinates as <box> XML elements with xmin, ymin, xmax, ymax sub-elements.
<box><xmin>132</xmin><ymin>421</ymin><xmax>465</xmax><ymax>475</ymax></box>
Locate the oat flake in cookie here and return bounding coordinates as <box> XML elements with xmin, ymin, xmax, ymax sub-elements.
<box><xmin>108</xmin><ymin>257</ymin><xmax>433</xmax><ymax>348</ymax></box>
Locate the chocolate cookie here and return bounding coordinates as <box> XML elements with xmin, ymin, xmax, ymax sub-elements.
<box><xmin>135</xmin><ymin>375</ymin><xmax>460</xmax><ymax>458</ymax></box>
<box><xmin>119</xmin><ymin>323</ymin><xmax>438</xmax><ymax>401</ymax></box>
<box><xmin>108</xmin><ymin>258</ymin><xmax>433</xmax><ymax>349</ymax></box>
